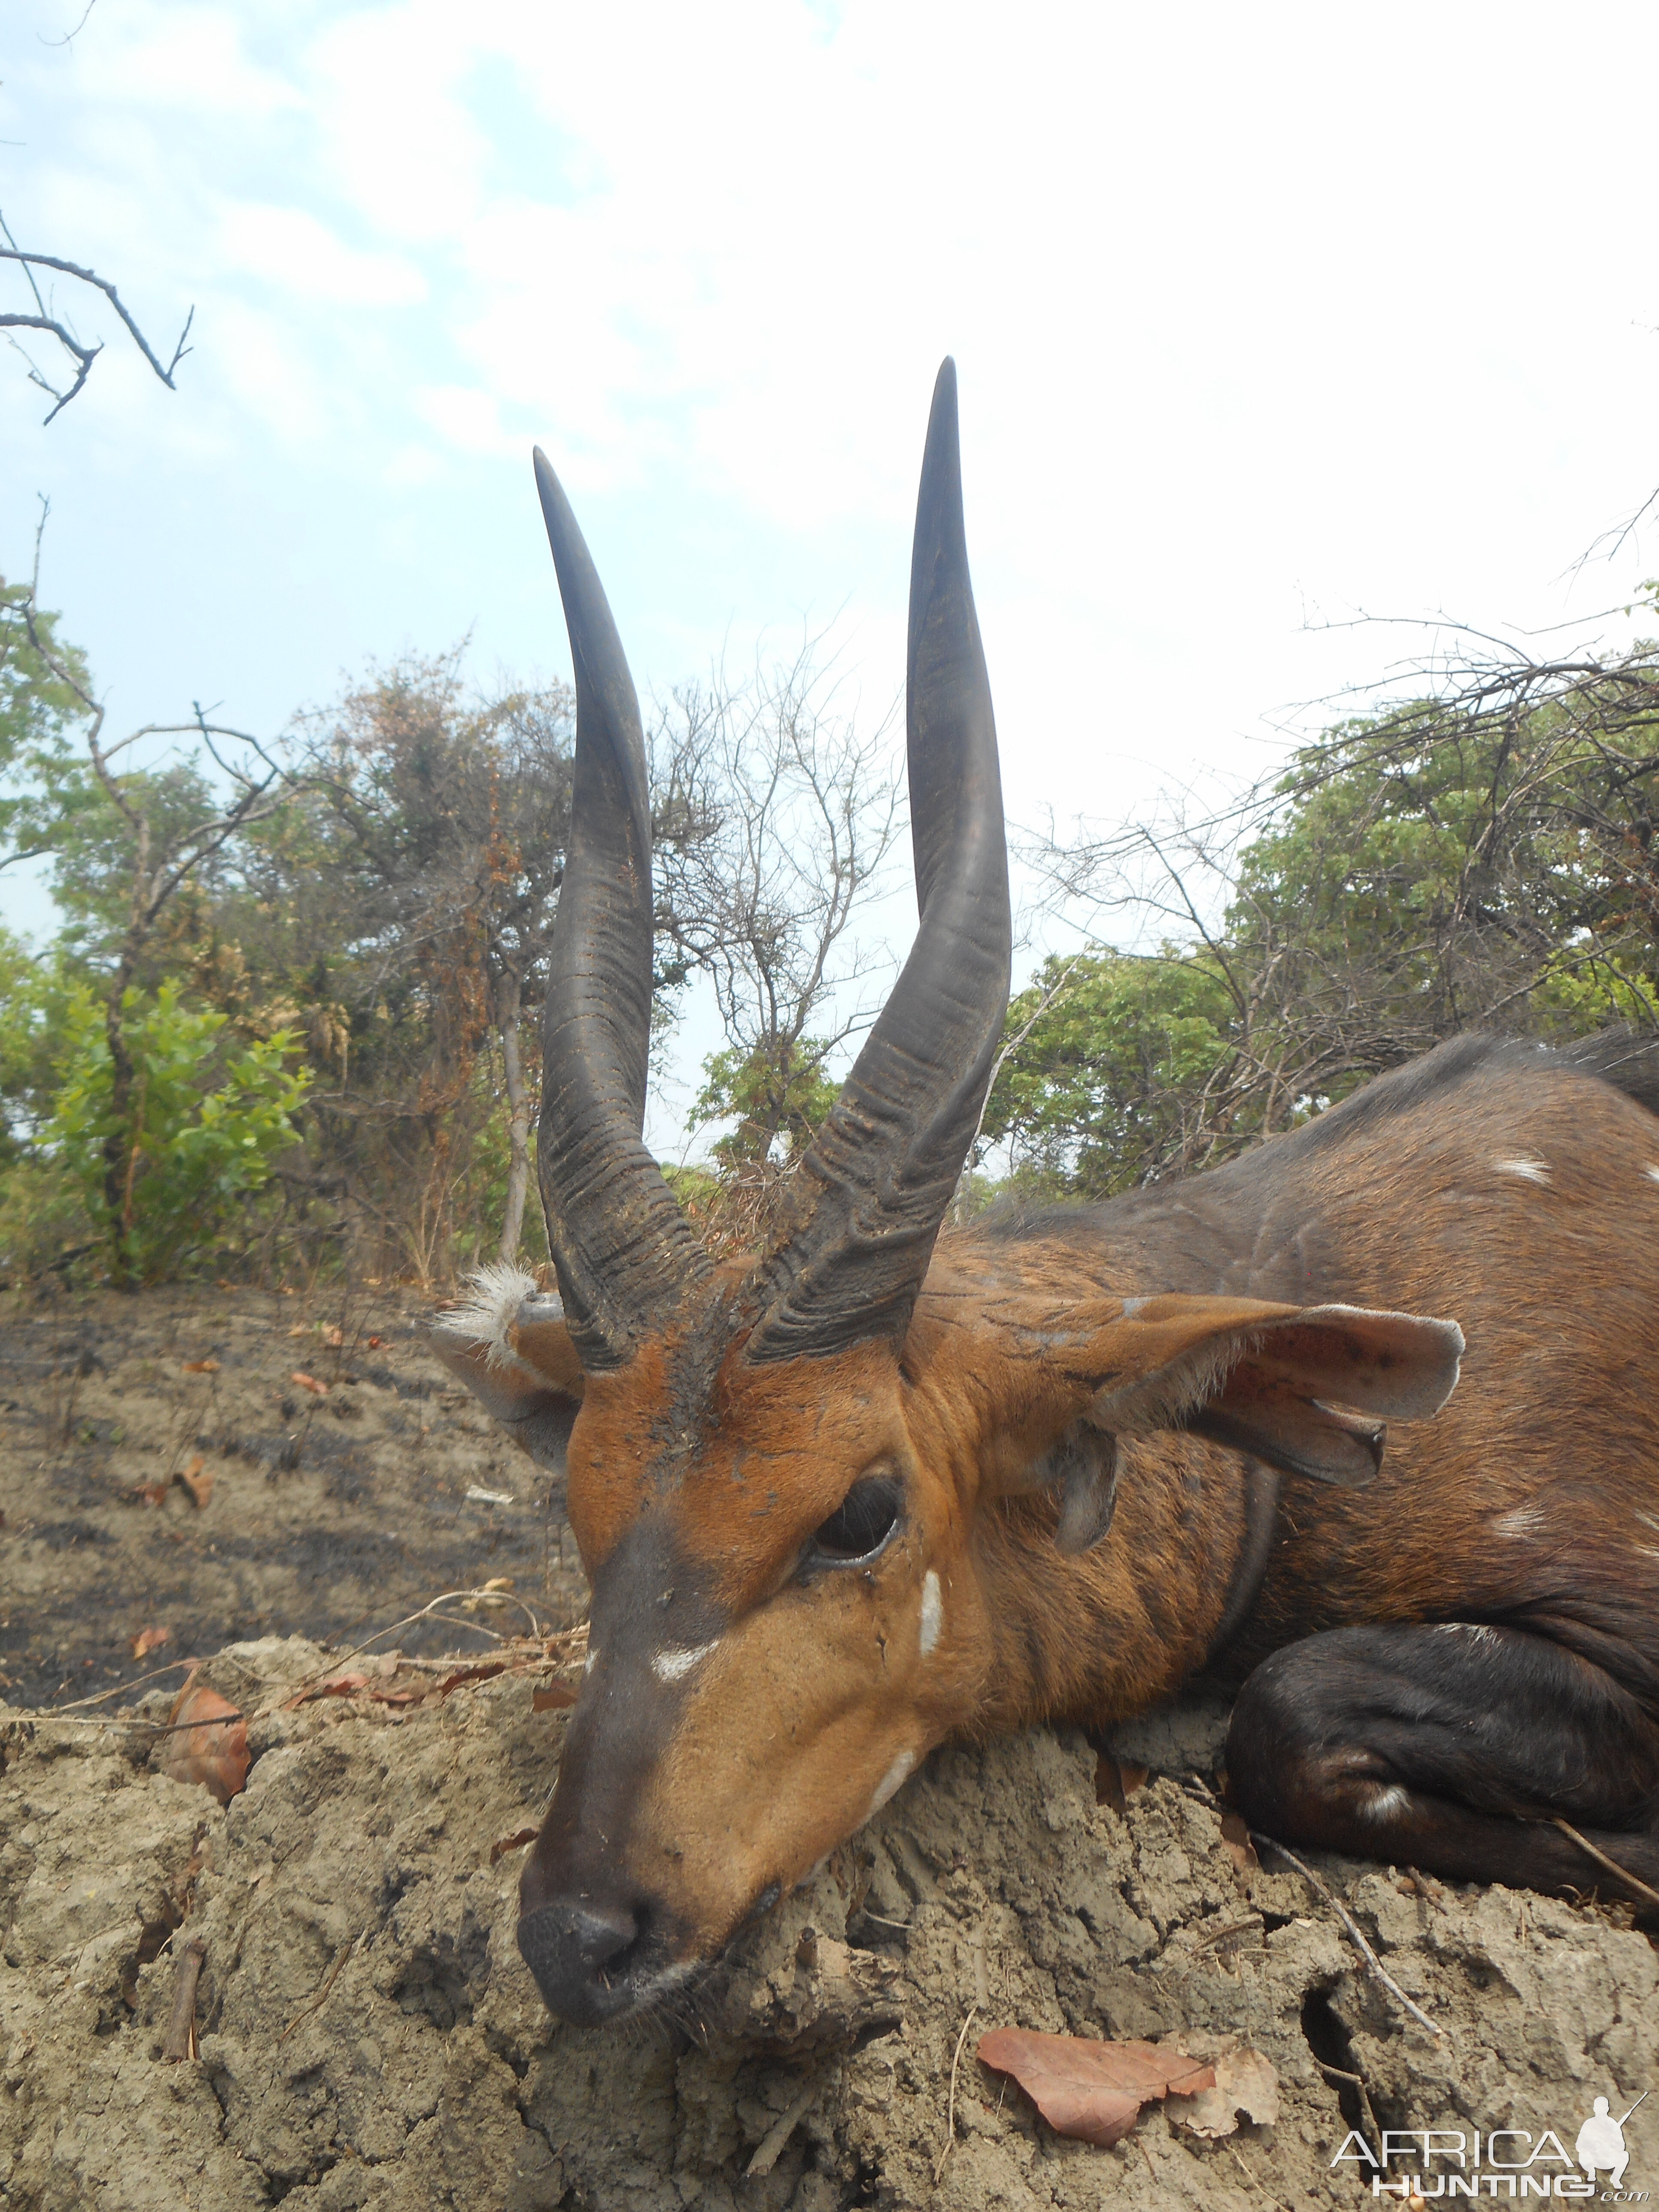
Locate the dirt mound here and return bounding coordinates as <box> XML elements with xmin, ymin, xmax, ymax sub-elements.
<box><xmin>3</xmin><ymin>1638</ymin><xmax>1653</xmax><ymax>2211</ymax></box>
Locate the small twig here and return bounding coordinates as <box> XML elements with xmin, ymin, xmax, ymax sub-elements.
<box><xmin>1252</xmin><ymin>1831</ymin><xmax>1445</xmax><ymax>2040</ymax></box>
<box><xmin>933</xmin><ymin>2002</ymin><xmax>979</xmax><ymax>2185</ymax></box>
<box><xmin>1553</xmin><ymin>1817</ymin><xmax>1659</xmax><ymax>1912</ymax></box>
<box><xmin>51</xmin><ymin>1655</ymin><xmax>199</xmax><ymax>1710</ymax></box>
<box><xmin>161</xmin><ymin>1936</ymin><xmax>206</xmax><ymax>2060</ymax></box>
<box><xmin>1313</xmin><ymin>2058</ymin><xmax>1385</xmax><ymax>2167</ymax></box>
<box><xmin>745</xmin><ymin>2075</ymin><xmax>823</xmax><ymax>2178</ymax></box>
<box><xmin>278</xmin><ymin>1932</ymin><xmax>362</xmax><ymax>2043</ymax></box>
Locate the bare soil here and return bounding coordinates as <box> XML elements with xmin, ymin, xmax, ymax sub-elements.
<box><xmin>0</xmin><ymin>1280</ymin><xmax>589</xmax><ymax>1708</ymax></box>
<box><xmin>2</xmin><ymin>1286</ymin><xmax>1655</xmax><ymax>2210</ymax></box>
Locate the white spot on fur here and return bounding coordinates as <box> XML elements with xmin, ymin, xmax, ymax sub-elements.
<box><xmin>1648</xmin><ymin>1164</ymin><xmax>1659</xmax><ymax>1184</ymax></box>
<box><xmin>867</xmin><ymin>1750</ymin><xmax>916</xmax><ymax>1819</ymax></box>
<box><xmin>919</xmin><ymin>1571</ymin><xmax>943</xmax><ymax>1656</ymax></box>
<box><xmin>584</xmin><ymin>1647</ymin><xmax>598</xmax><ymax>1674</ymax></box>
<box><xmin>1434</xmin><ymin>1621</ymin><xmax>1498</xmax><ymax>1644</ymax></box>
<box><xmin>1492</xmin><ymin>1156</ymin><xmax>1552</xmax><ymax>1186</ymax></box>
<box><xmin>1363</xmin><ymin>1784</ymin><xmax>1410</xmax><ymax>1823</ymax></box>
<box><xmin>652</xmin><ymin>1641</ymin><xmax>718</xmax><ymax>1685</ymax></box>
<box><xmin>1491</xmin><ymin>1504</ymin><xmax>1546</xmax><ymax>1540</ymax></box>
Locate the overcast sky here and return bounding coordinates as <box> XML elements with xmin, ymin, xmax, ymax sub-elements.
<box><xmin>5</xmin><ymin>0</ymin><xmax>1659</xmax><ymax>1146</ymax></box>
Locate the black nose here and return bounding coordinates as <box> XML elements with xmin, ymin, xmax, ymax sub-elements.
<box><xmin>517</xmin><ymin>1900</ymin><xmax>644</xmax><ymax>2025</ymax></box>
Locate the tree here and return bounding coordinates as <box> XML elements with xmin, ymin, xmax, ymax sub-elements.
<box><xmin>1006</xmin><ymin>609</ymin><xmax>1659</xmax><ymax>1198</ymax></box>
<box><xmin>656</xmin><ymin>643</ymin><xmax>902</xmax><ymax>1196</ymax></box>
<box><xmin>979</xmin><ymin>949</ymin><xmax>1236</xmax><ymax>1197</ymax></box>
<box><xmin>12</xmin><ymin>529</ymin><xmax>304</xmax><ymax>1282</ymax></box>
<box><xmin>291</xmin><ymin>653</ymin><xmax>577</xmax><ymax>1265</ymax></box>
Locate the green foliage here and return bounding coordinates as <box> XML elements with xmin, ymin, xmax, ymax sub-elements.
<box><xmin>44</xmin><ymin>980</ymin><xmax>310</xmax><ymax>1281</ymax></box>
<box><xmin>691</xmin><ymin>1038</ymin><xmax>841</xmax><ymax>1170</ymax></box>
<box><xmin>0</xmin><ymin>577</ymin><xmax>93</xmax><ymax>863</ymax></box>
<box><xmin>981</xmin><ymin>951</ymin><xmax>1237</xmax><ymax>1197</ymax></box>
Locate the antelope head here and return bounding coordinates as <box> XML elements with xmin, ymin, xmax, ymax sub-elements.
<box><xmin>433</xmin><ymin>363</ymin><xmax>1464</xmax><ymax>2024</ymax></box>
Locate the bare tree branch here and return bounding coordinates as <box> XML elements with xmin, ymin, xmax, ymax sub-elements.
<box><xmin>1</xmin><ymin>211</ymin><xmax>193</xmax><ymax>422</ymax></box>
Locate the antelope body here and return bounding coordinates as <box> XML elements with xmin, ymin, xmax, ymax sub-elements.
<box><xmin>434</xmin><ymin>365</ymin><xmax>1659</xmax><ymax>2026</ymax></box>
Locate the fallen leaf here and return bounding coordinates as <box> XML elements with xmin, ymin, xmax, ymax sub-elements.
<box><xmin>181</xmin><ymin>1358</ymin><xmax>219</xmax><ymax>1374</ymax></box>
<box><xmin>322</xmin><ymin>1326</ymin><xmax>344</xmax><ymax>1348</ymax></box>
<box><xmin>283</xmin><ymin>1671</ymin><xmax>427</xmax><ymax>1711</ymax></box>
<box><xmin>288</xmin><ymin>1324</ymin><xmax>308</xmax><ymax>1337</ymax></box>
<box><xmin>158</xmin><ymin>1674</ymin><xmax>249</xmax><ymax>1805</ymax></box>
<box><xmin>489</xmin><ymin>1826</ymin><xmax>538</xmax><ymax>1865</ymax></box>
<box><xmin>532</xmin><ymin>1681</ymin><xmax>579</xmax><ymax>1712</ymax></box>
<box><xmin>290</xmin><ymin>1371</ymin><xmax>328</xmax><ymax>1396</ymax></box>
<box><xmin>1218</xmin><ymin>1809</ymin><xmax>1259</xmax><ymax>1872</ymax></box>
<box><xmin>977</xmin><ymin>2029</ymin><xmax>1215</xmax><ymax>2148</ymax></box>
<box><xmin>176</xmin><ymin>1456</ymin><xmax>214</xmax><ymax>1510</ymax></box>
<box><xmin>1167</xmin><ymin>2047</ymin><xmax>1280</xmax><ymax>2138</ymax></box>
<box><xmin>433</xmin><ymin>1661</ymin><xmax>508</xmax><ymax>1699</ymax></box>
<box><xmin>482</xmin><ymin>1575</ymin><xmax>516</xmax><ymax>1592</ymax></box>
<box><xmin>366</xmin><ymin>1335</ymin><xmax>384</xmax><ymax>1350</ymax></box>
<box><xmin>1094</xmin><ymin>1753</ymin><xmax>1149</xmax><ymax>1816</ymax></box>
<box><xmin>131</xmin><ymin>1625</ymin><xmax>172</xmax><ymax>1659</ymax></box>
<box><xmin>126</xmin><ymin>1481</ymin><xmax>170</xmax><ymax>1508</ymax></box>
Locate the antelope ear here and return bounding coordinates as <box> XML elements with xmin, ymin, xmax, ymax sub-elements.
<box><xmin>1092</xmin><ymin>1294</ymin><xmax>1464</xmax><ymax>1490</ymax></box>
<box><xmin>428</xmin><ymin>1265</ymin><xmax>585</xmax><ymax>1476</ymax></box>
<box><xmin>997</xmin><ymin>1294</ymin><xmax>1464</xmax><ymax>1539</ymax></box>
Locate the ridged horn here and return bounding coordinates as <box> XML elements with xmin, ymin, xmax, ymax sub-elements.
<box><xmin>746</xmin><ymin>360</ymin><xmax>1012</xmax><ymax>1361</ymax></box>
<box><xmin>532</xmin><ymin>450</ymin><xmax>710</xmax><ymax>1370</ymax></box>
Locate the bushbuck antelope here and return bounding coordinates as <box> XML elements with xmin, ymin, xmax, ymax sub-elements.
<box><xmin>434</xmin><ymin>362</ymin><xmax>1659</xmax><ymax>2025</ymax></box>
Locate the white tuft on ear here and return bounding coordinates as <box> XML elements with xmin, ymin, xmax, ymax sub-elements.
<box><xmin>436</xmin><ymin>1264</ymin><xmax>544</xmax><ymax>1371</ymax></box>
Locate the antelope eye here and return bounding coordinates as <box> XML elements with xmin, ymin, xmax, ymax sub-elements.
<box><xmin>806</xmin><ymin>1473</ymin><xmax>904</xmax><ymax>1568</ymax></box>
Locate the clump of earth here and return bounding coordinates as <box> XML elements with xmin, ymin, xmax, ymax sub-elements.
<box><xmin>2</xmin><ymin>1288</ymin><xmax>1655</xmax><ymax>2209</ymax></box>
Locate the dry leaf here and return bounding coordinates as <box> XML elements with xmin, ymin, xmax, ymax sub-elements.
<box><xmin>158</xmin><ymin>1675</ymin><xmax>249</xmax><ymax>1805</ymax></box>
<box><xmin>366</xmin><ymin>1335</ymin><xmax>384</xmax><ymax>1349</ymax></box>
<box><xmin>532</xmin><ymin>1681</ymin><xmax>579</xmax><ymax>1712</ymax></box>
<box><xmin>181</xmin><ymin>1358</ymin><xmax>219</xmax><ymax>1374</ymax></box>
<box><xmin>1218</xmin><ymin>1809</ymin><xmax>1259</xmax><ymax>1872</ymax></box>
<box><xmin>322</xmin><ymin>1326</ymin><xmax>344</xmax><ymax>1348</ymax></box>
<box><xmin>433</xmin><ymin>1661</ymin><xmax>507</xmax><ymax>1699</ymax></box>
<box><xmin>489</xmin><ymin>1826</ymin><xmax>538</xmax><ymax>1866</ymax></box>
<box><xmin>977</xmin><ymin>2029</ymin><xmax>1215</xmax><ymax>2147</ymax></box>
<box><xmin>283</xmin><ymin>1671</ymin><xmax>426</xmax><ymax>1711</ymax></box>
<box><xmin>131</xmin><ymin>1625</ymin><xmax>172</xmax><ymax>1659</ymax></box>
<box><xmin>176</xmin><ymin>1455</ymin><xmax>214</xmax><ymax>1510</ymax></box>
<box><xmin>290</xmin><ymin>1371</ymin><xmax>328</xmax><ymax>1396</ymax></box>
<box><xmin>1167</xmin><ymin>2047</ymin><xmax>1280</xmax><ymax>2138</ymax></box>
<box><xmin>1094</xmin><ymin>1753</ymin><xmax>1149</xmax><ymax>1816</ymax></box>
<box><xmin>287</xmin><ymin>1324</ymin><xmax>308</xmax><ymax>1337</ymax></box>
<box><xmin>127</xmin><ymin>1481</ymin><xmax>170</xmax><ymax>1508</ymax></box>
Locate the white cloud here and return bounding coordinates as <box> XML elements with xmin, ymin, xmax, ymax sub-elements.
<box><xmin>216</xmin><ymin>204</ymin><xmax>426</xmax><ymax>307</ymax></box>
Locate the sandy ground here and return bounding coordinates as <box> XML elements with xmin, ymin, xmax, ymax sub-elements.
<box><xmin>2</xmin><ymin>1286</ymin><xmax>1655</xmax><ymax>2210</ymax></box>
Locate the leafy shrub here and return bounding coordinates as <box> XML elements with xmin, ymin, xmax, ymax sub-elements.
<box><xmin>44</xmin><ymin>981</ymin><xmax>310</xmax><ymax>1281</ymax></box>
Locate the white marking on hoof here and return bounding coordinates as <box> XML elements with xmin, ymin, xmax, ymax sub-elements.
<box><xmin>919</xmin><ymin>1570</ymin><xmax>943</xmax><ymax>1656</ymax></box>
<box><xmin>1492</xmin><ymin>1156</ymin><xmax>1551</xmax><ymax>1185</ymax></box>
<box><xmin>1362</xmin><ymin>1784</ymin><xmax>1410</xmax><ymax>1823</ymax></box>
<box><xmin>867</xmin><ymin>1749</ymin><xmax>916</xmax><ymax>1819</ymax></box>
<box><xmin>652</xmin><ymin>1641</ymin><xmax>719</xmax><ymax>1685</ymax></box>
